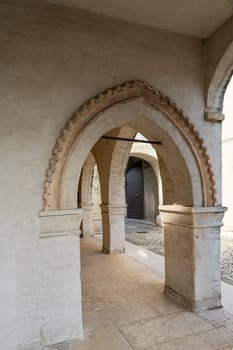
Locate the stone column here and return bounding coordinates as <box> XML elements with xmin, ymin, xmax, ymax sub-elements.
<box><xmin>159</xmin><ymin>205</ymin><xmax>225</xmax><ymax>311</ymax></box>
<box><xmin>81</xmin><ymin>202</ymin><xmax>94</xmax><ymax>237</ymax></box>
<box><xmin>39</xmin><ymin>209</ymin><xmax>83</xmax><ymax>348</ymax></box>
<box><xmin>100</xmin><ymin>203</ymin><xmax>127</xmax><ymax>254</ymax></box>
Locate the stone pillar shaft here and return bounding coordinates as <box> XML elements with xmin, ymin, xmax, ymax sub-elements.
<box><xmin>39</xmin><ymin>209</ymin><xmax>83</xmax><ymax>347</ymax></box>
<box><xmin>81</xmin><ymin>202</ymin><xmax>94</xmax><ymax>237</ymax></box>
<box><xmin>159</xmin><ymin>205</ymin><xmax>225</xmax><ymax>311</ymax></box>
<box><xmin>101</xmin><ymin>203</ymin><xmax>127</xmax><ymax>254</ymax></box>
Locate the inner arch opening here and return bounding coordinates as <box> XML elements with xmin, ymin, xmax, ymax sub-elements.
<box><xmin>61</xmin><ymin>100</ymin><xmax>203</xmax><ymax>210</ymax></box>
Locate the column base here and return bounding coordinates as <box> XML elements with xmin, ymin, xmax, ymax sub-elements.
<box><xmin>102</xmin><ymin>246</ymin><xmax>125</xmax><ymax>254</ymax></box>
<box><xmin>164</xmin><ymin>285</ymin><xmax>222</xmax><ymax>311</ymax></box>
<box><xmin>156</xmin><ymin>214</ymin><xmax>163</xmax><ymax>227</ymax></box>
<box><xmin>43</xmin><ymin>337</ymin><xmax>84</xmax><ymax>350</ymax></box>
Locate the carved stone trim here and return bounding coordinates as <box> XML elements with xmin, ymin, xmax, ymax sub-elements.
<box><xmin>81</xmin><ymin>202</ymin><xmax>94</xmax><ymax>210</ymax></box>
<box><xmin>204</xmin><ymin>109</ymin><xmax>225</xmax><ymax>122</ymax></box>
<box><xmin>39</xmin><ymin>209</ymin><xmax>82</xmax><ymax>238</ymax></box>
<box><xmin>39</xmin><ymin>230</ymin><xmax>80</xmax><ymax>239</ymax></box>
<box><xmin>159</xmin><ymin>205</ymin><xmax>226</xmax><ymax>228</ymax></box>
<box><xmin>43</xmin><ymin>80</ymin><xmax>217</xmax><ymax>209</ymax></box>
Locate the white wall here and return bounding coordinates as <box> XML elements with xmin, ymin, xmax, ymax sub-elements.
<box><xmin>222</xmin><ymin>139</ymin><xmax>233</xmax><ymax>230</ymax></box>
<box><xmin>222</xmin><ymin>77</ymin><xmax>233</xmax><ymax>230</ymax></box>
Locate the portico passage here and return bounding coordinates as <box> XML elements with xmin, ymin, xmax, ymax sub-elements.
<box><xmin>39</xmin><ymin>81</ymin><xmax>225</xmax><ymax>347</ymax></box>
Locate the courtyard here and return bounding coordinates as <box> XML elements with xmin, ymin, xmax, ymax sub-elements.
<box><xmin>125</xmin><ymin>219</ymin><xmax>233</xmax><ymax>284</ymax></box>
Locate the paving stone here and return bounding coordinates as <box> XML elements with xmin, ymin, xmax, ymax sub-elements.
<box><xmin>149</xmin><ymin>327</ymin><xmax>233</xmax><ymax>350</ymax></box>
<box><xmin>118</xmin><ymin>311</ymin><xmax>213</xmax><ymax>349</ymax></box>
<box><xmin>197</xmin><ymin>308</ymin><xmax>230</xmax><ymax>328</ymax></box>
<box><xmin>70</xmin><ymin>327</ymin><xmax>133</xmax><ymax>350</ymax></box>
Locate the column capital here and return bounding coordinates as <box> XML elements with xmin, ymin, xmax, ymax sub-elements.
<box><xmin>100</xmin><ymin>203</ymin><xmax>127</xmax><ymax>215</ymax></box>
<box><xmin>159</xmin><ymin>205</ymin><xmax>226</xmax><ymax>228</ymax></box>
<box><xmin>39</xmin><ymin>209</ymin><xmax>82</xmax><ymax>238</ymax></box>
<box><xmin>204</xmin><ymin>109</ymin><xmax>225</xmax><ymax>123</ymax></box>
<box><xmin>39</xmin><ymin>209</ymin><xmax>82</xmax><ymax>217</ymax></box>
<box><xmin>81</xmin><ymin>202</ymin><xmax>94</xmax><ymax>210</ymax></box>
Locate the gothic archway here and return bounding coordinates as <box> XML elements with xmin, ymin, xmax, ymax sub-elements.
<box><xmin>40</xmin><ymin>80</ymin><xmax>225</xmax><ymax>317</ymax></box>
<box><xmin>43</xmin><ymin>80</ymin><xmax>216</xmax><ymax>210</ymax></box>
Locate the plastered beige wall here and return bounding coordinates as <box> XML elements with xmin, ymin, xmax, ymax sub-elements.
<box><xmin>0</xmin><ymin>1</ymin><xmax>227</xmax><ymax>348</ymax></box>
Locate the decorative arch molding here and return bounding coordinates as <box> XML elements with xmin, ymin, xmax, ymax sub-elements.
<box><xmin>206</xmin><ymin>41</ymin><xmax>233</xmax><ymax>121</ymax></box>
<box><xmin>43</xmin><ymin>80</ymin><xmax>216</xmax><ymax>210</ymax></box>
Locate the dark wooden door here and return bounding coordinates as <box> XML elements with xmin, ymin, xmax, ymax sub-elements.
<box><xmin>126</xmin><ymin>159</ymin><xmax>144</xmax><ymax>219</ymax></box>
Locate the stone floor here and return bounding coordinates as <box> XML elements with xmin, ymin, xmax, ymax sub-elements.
<box><xmin>70</xmin><ymin>236</ymin><xmax>233</xmax><ymax>350</ymax></box>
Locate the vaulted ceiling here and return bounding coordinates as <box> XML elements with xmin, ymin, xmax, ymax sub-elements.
<box><xmin>48</xmin><ymin>0</ymin><xmax>233</xmax><ymax>38</ymax></box>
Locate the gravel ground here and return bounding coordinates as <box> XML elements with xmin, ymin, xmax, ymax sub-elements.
<box><xmin>221</xmin><ymin>236</ymin><xmax>233</xmax><ymax>282</ymax></box>
<box><xmin>125</xmin><ymin>219</ymin><xmax>233</xmax><ymax>282</ymax></box>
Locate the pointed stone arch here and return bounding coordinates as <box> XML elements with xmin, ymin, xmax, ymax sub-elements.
<box><xmin>43</xmin><ymin>80</ymin><xmax>216</xmax><ymax>210</ymax></box>
<box><xmin>206</xmin><ymin>41</ymin><xmax>233</xmax><ymax>120</ymax></box>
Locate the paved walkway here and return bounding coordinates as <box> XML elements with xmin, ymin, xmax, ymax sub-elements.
<box><xmin>71</xmin><ymin>236</ymin><xmax>233</xmax><ymax>350</ymax></box>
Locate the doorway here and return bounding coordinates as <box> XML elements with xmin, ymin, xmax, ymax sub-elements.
<box><xmin>126</xmin><ymin>157</ymin><xmax>144</xmax><ymax>219</ymax></box>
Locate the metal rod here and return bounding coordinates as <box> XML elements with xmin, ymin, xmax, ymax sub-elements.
<box><xmin>101</xmin><ymin>135</ymin><xmax>162</xmax><ymax>145</ymax></box>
